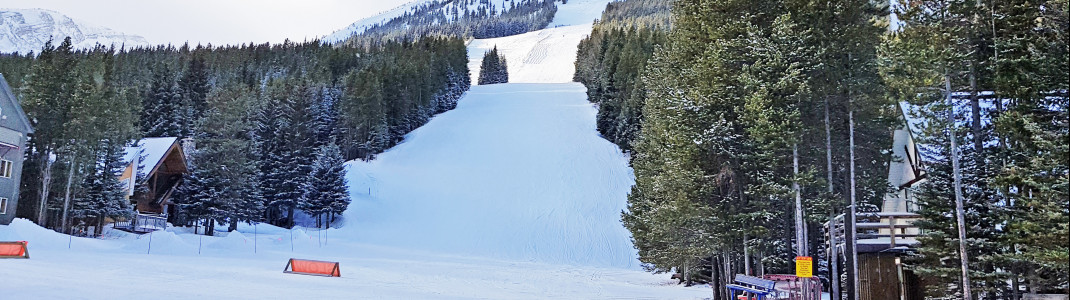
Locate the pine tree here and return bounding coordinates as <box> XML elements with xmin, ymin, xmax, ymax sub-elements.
<box><xmin>302</xmin><ymin>144</ymin><xmax>350</xmax><ymax>228</ymax></box>
<box><xmin>70</xmin><ymin>141</ymin><xmax>132</xmax><ymax>236</ymax></box>
<box><xmin>21</xmin><ymin>37</ymin><xmax>78</xmax><ymax>225</ymax></box>
<box><xmin>175</xmin><ymin>83</ymin><xmax>265</xmax><ymax>235</ymax></box>
<box><xmin>178</xmin><ymin>52</ymin><xmax>210</xmax><ymax>137</ymax></box>
<box><xmin>142</xmin><ymin>64</ymin><xmax>184</xmax><ymax>137</ymax></box>
<box><xmin>478</xmin><ymin>46</ymin><xmax>509</xmax><ymax>85</ymax></box>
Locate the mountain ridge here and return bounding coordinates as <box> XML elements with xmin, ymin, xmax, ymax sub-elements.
<box><xmin>0</xmin><ymin>8</ymin><xmax>150</xmax><ymax>54</ymax></box>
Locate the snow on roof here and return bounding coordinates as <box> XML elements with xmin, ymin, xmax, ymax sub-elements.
<box><xmin>899</xmin><ymin>95</ymin><xmax>1006</xmax><ymax>162</ymax></box>
<box><xmin>123</xmin><ymin>137</ymin><xmax>179</xmax><ymax>173</ymax></box>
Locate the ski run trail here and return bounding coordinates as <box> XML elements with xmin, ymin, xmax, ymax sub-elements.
<box><xmin>1</xmin><ymin>0</ymin><xmax>711</xmax><ymax>298</ymax></box>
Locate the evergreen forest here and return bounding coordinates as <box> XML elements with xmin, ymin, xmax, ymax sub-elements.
<box><xmin>339</xmin><ymin>0</ymin><xmax>559</xmax><ymax>46</ymax></box>
<box><xmin>478</xmin><ymin>46</ymin><xmax>510</xmax><ymax>85</ymax></box>
<box><xmin>574</xmin><ymin>0</ymin><xmax>1068</xmax><ymax>298</ymax></box>
<box><xmin>0</xmin><ymin>35</ymin><xmax>470</xmax><ymax>235</ymax></box>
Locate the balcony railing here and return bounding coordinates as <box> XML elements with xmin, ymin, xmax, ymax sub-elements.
<box><xmin>113</xmin><ymin>213</ymin><xmax>167</xmax><ymax>233</ymax></box>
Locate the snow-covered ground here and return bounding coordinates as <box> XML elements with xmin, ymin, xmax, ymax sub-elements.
<box><xmin>2</xmin><ymin>0</ymin><xmax>713</xmax><ymax>298</ymax></box>
<box><xmin>467</xmin><ymin>0</ymin><xmax>608</xmax><ymax>84</ymax></box>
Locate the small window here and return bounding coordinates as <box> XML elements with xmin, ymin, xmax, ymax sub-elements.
<box><xmin>0</xmin><ymin>197</ymin><xmax>7</xmax><ymax>215</ymax></box>
<box><xmin>0</xmin><ymin>160</ymin><xmax>11</xmax><ymax>178</ymax></box>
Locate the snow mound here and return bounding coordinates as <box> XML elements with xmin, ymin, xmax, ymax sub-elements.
<box><xmin>208</xmin><ymin>231</ymin><xmax>251</xmax><ymax>251</ymax></box>
<box><xmin>123</xmin><ymin>230</ymin><xmax>193</xmax><ymax>255</ymax></box>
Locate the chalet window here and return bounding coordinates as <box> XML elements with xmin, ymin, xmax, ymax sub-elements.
<box><xmin>0</xmin><ymin>159</ymin><xmax>11</xmax><ymax>178</ymax></box>
<box><xmin>0</xmin><ymin>197</ymin><xmax>7</xmax><ymax>214</ymax></box>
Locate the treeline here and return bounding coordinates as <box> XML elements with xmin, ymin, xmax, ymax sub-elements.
<box><xmin>597</xmin><ymin>0</ymin><xmax>671</xmax><ymax>29</ymax></box>
<box><xmin>578</xmin><ymin>0</ymin><xmax>1068</xmax><ymax>298</ymax></box>
<box><xmin>341</xmin><ymin>0</ymin><xmax>558</xmax><ymax>46</ymax></box>
<box><xmin>620</xmin><ymin>0</ymin><xmax>895</xmax><ymax>294</ymax></box>
<box><xmin>886</xmin><ymin>0</ymin><xmax>1068</xmax><ymax>297</ymax></box>
<box><xmin>574</xmin><ymin>4</ymin><xmax>667</xmax><ymax>152</ymax></box>
<box><xmin>3</xmin><ymin>35</ymin><xmax>470</xmax><ymax>235</ymax></box>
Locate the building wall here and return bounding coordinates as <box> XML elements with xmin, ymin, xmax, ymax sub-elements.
<box><xmin>0</xmin><ymin>78</ymin><xmax>30</xmax><ymax>225</ymax></box>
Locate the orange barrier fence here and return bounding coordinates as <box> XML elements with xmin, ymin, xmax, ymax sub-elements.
<box><xmin>0</xmin><ymin>241</ymin><xmax>29</xmax><ymax>259</ymax></box>
<box><xmin>283</xmin><ymin>258</ymin><xmax>340</xmax><ymax>277</ymax></box>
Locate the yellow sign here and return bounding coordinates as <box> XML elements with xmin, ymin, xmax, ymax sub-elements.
<box><xmin>796</xmin><ymin>256</ymin><xmax>813</xmax><ymax>278</ymax></box>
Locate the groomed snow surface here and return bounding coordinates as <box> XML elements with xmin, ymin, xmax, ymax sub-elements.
<box><xmin>2</xmin><ymin>0</ymin><xmax>712</xmax><ymax>298</ymax></box>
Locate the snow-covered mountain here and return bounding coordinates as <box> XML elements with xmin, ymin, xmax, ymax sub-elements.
<box><xmin>324</xmin><ymin>0</ymin><xmax>530</xmax><ymax>43</ymax></box>
<box><xmin>0</xmin><ymin>8</ymin><xmax>150</xmax><ymax>54</ymax></box>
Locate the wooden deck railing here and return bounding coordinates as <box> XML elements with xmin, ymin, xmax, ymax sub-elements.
<box><xmin>114</xmin><ymin>213</ymin><xmax>167</xmax><ymax>233</ymax></box>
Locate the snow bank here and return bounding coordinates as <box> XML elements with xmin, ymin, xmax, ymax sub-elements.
<box><xmin>0</xmin><ymin>218</ymin><xmax>116</xmax><ymax>252</ymax></box>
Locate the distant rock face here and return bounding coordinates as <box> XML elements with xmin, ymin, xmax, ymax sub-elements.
<box><xmin>0</xmin><ymin>8</ymin><xmax>150</xmax><ymax>54</ymax></box>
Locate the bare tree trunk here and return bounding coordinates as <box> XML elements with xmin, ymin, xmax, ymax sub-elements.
<box><xmin>969</xmin><ymin>64</ymin><xmax>982</xmax><ymax>154</ymax></box>
<box><xmin>945</xmin><ymin>74</ymin><xmax>973</xmax><ymax>300</ymax></box>
<box><xmin>207</xmin><ymin>218</ymin><xmax>215</xmax><ymax>236</ymax></box>
<box><xmin>61</xmin><ymin>159</ymin><xmax>76</xmax><ymax>233</ymax></box>
<box><xmin>830</xmin><ymin>216</ymin><xmax>841</xmax><ymax>300</ymax></box>
<box><xmin>96</xmin><ymin>215</ymin><xmax>104</xmax><ymax>236</ymax></box>
<box><xmin>794</xmin><ymin>144</ymin><xmax>807</xmax><ymax>257</ymax></box>
<box><xmin>848</xmin><ymin>107</ymin><xmax>860</xmax><ymax>300</ymax></box>
<box><xmin>744</xmin><ymin>233</ymin><xmax>751</xmax><ymax>275</ymax></box>
<box><xmin>287</xmin><ymin>204</ymin><xmax>295</xmax><ymax>228</ymax></box>
<box><xmin>37</xmin><ymin>154</ymin><xmax>54</xmax><ymax>225</ymax></box>
<box><xmin>826</xmin><ymin>96</ymin><xmax>841</xmax><ymax>300</ymax></box>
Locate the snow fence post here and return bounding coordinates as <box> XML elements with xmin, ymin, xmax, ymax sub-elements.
<box><xmin>147</xmin><ymin>230</ymin><xmax>153</xmax><ymax>255</ymax></box>
<box><xmin>254</xmin><ymin>223</ymin><xmax>258</xmax><ymax>254</ymax></box>
<box><xmin>290</xmin><ymin>227</ymin><xmax>294</xmax><ymax>252</ymax></box>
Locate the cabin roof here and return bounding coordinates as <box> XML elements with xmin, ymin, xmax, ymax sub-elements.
<box><xmin>0</xmin><ymin>73</ymin><xmax>35</xmax><ymax>134</ymax></box>
<box><xmin>123</xmin><ymin>137</ymin><xmax>187</xmax><ymax>177</ymax></box>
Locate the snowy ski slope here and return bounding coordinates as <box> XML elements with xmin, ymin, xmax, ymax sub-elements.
<box><xmin>1</xmin><ymin>0</ymin><xmax>714</xmax><ymax>298</ymax></box>
<box><xmin>340</xmin><ymin>83</ymin><xmax>637</xmax><ymax>268</ymax></box>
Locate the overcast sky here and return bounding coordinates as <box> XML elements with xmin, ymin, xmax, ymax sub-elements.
<box><xmin>0</xmin><ymin>0</ymin><xmax>413</xmax><ymax>46</ymax></box>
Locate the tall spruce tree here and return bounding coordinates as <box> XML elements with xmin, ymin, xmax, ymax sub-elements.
<box><xmin>21</xmin><ymin>37</ymin><xmax>77</xmax><ymax>225</ymax></box>
<box><xmin>302</xmin><ymin>143</ymin><xmax>350</xmax><ymax>228</ymax></box>
<box><xmin>142</xmin><ymin>64</ymin><xmax>184</xmax><ymax>137</ymax></box>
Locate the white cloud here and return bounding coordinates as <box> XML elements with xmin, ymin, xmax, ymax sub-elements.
<box><xmin>0</xmin><ymin>0</ymin><xmax>414</xmax><ymax>46</ymax></box>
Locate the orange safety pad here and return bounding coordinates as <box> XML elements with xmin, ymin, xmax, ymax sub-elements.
<box><xmin>0</xmin><ymin>241</ymin><xmax>27</xmax><ymax>257</ymax></box>
<box><xmin>289</xmin><ymin>259</ymin><xmax>340</xmax><ymax>277</ymax></box>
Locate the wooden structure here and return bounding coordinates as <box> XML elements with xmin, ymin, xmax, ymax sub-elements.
<box><xmin>825</xmin><ymin>103</ymin><xmax>927</xmax><ymax>300</ymax></box>
<box><xmin>827</xmin><ymin>212</ymin><xmax>924</xmax><ymax>300</ymax></box>
<box><xmin>116</xmin><ymin>137</ymin><xmax>189</xmax><ymax>230</ymax></box>
<box><xmin>0</xmin><ymin>241</ymin><xmax>29</xmax><ymax>259</ymax></box>
<box><xmin>283</xmin><ymin>258</ymin><xmax>341</xmax><ymax>277</ymax></box>
<box><xmin>0</xmin><ymin>74</ymin><xmax>34</xmax><ymax>226</ymax></box>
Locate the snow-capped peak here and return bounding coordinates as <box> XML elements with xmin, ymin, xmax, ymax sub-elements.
<box><xmin>0</xmin><ymin>8</ymin><xmax>150</xmax><ymax>55</ymax></box>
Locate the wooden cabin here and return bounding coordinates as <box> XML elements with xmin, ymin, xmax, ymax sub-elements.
<box><xmin>114</xmin><ymin>137</ymin><xmax>189</xmax><ymax>232</ymax></box>
<box><xmin>825</xmin><ymin>103</ymin><xmax>927</xmax><ymax>300</ymax></box>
